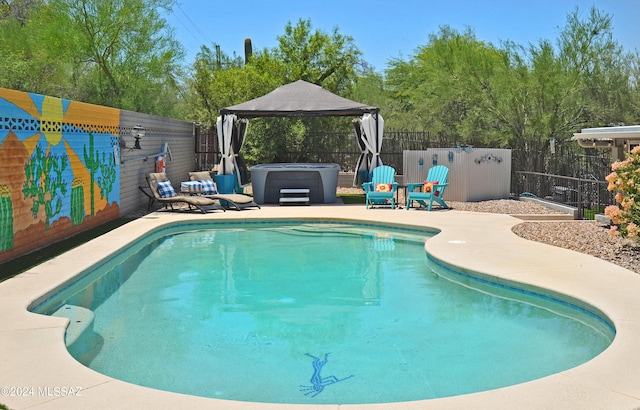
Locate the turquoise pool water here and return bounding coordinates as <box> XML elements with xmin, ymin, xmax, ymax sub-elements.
<box><xmin>33</xmin><ymin>222</ymin><xmax>614</xmax><ymax>405</ymax></box>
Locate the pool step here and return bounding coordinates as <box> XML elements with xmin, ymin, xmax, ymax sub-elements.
<box><xmin>280</xmin><ymin>188</ymin><xmax>310</xmax><ymax>206</ymax></box>
<box><xmin>52</xmin><ymin>304</ymin><xmax>95</xmax><ymax>347</ymax></box>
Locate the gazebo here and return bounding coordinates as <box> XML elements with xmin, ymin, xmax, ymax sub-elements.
<box><xmin>215</xmin><ymin>80</ymin><xmax>384</xmax><ymax>195</ymax></box>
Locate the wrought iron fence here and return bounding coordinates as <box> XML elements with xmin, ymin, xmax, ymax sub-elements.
<box><xmin>194</xmin><ymin>124</ymin><xmax>219</xmax><ymax>171</ymax></box>
<box><xmin>514</xmin><ymin>171</ymin><xmax>615</xmax><ymax>219</ymax></box>
<box><xmin>195</xmin><ymin>127</ymin><xmax>616</xmax><ymax>217</ymax></box>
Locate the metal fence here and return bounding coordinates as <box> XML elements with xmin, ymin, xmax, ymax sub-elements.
<box><xmin>513</xmin><ymin>171</ymin><xmax>615</xmax><ymax>219</ymax></box>
<box><xmin>195</xmin><ymin>128</ymin><xmax>489</xmax><ymax>172</ymax></box>
<box><xmin>195</xmin><ymin>127</ymin><xmax>616</xmax><ymax>217</ymax></box>
<box><xmin>194</xmin><ymin>124</ymin><xmax>219</xmax><ymax>171</ymax></box>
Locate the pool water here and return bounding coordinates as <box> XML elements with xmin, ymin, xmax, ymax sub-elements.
<box><xmin>33</xmin><ymin>223</ymin><xmax>614</xmax><ymax>404</ymax></box>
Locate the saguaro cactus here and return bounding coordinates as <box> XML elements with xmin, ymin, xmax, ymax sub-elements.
<box><xmin>244</xmin><ymin>37</ymin><xmax>252</xmax><ymax>64</ymax></box>
<box><xmin>98</xmin><ymin>152</ymin><xmax>116</xmax><ymax>203</ymax></box>
<box><xmin>0</xmin><ymin>185</ymin><xmax>13</xmax><ymax>251</ymax></box>
<box><xmin>70</xmin><ymin>178</ymin><xmax>85</xmax><ymax>226</ymax></box>
<box><xmin>22</xmin><ymin>145</ymin><xmax>68</xmax><ymax>229</ymax></box>
<box><xmin>83</xmin><ymin>133</ymin><xmax>100</xmax><ymax>216</ymax></box>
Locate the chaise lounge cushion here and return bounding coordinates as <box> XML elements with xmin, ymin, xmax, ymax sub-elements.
<box><xmin>189</xmin><ymin>171</ymin><xmax>212</xmax><ymax>181</ymax></box>
<box><xmin>187</xmin><ymin>170</ymin><xmax>260</xmax><ymax>210</ymax></box>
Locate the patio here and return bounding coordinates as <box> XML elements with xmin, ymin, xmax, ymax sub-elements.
<box><xmin>1</xmin><ymin>203</ymin><xmax>640</xmax><ymax>409</ymax></box>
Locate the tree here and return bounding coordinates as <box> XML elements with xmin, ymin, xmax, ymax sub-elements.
<box><xmin>0</xmin><ymin>1</ymin><xmax>73</xmax><ymax>95</ymax></box>
<box><xmin>348</xmin><ymin>68</ymin><xmax>400</xmax><ymax>123</ymax></box>
<box><xmin>274</xmin><ymin>18</ymin><xmax>361</xmax><ymax>94</ymax></box>
<box><xmin>384</xmin><ymin>7</ymin><xmax>638</xmax><ymax>175</ymax></box>
<box><xmin>385</xmin><ymin>26</ymin><xmax>506</xmax><ymax>141</ymax></box>
<box><xmin>0</xmin><ymin>0</ymin><xmax>42</xmax><ymax>22</ymax></box>
<box><xmin>55</xmin><ymin>0</ymin><xmax>186</xmax><ymax>115</ymax></box>
<box><xmin>187</xmin><ymin>18</ymin><xmax>363</xmax><ymax>165</ymax></box>
<box><xmin>187</xmin><ymin>45</ymin><xmax>276</xmax><ymax>124</ymax></box>
<box><xmin>1</xmin><ymin>0</ymin><xmax>186</xmax><ymax>117</ymax></box>
<box><xmin>502</xmin><ymin>7</ymin><xmax>633</xmax><ymax>173</ymax></box>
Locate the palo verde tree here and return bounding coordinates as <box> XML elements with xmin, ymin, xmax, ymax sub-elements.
<box><xmin>385</xmin><ymin>7</ymin><xmax>638</xmax><ymax>175</ymax></box>
<box><xmin>45</xmin><ymin>0</ymin><xmax>185</xmax><ymax>116</ymax></box>
<box><xmin>188</xmin><ymin>18</ymin><xmax>363</xmax><ymax>165</ymax></box>
<box><xmin>0</xmin><ymin>0</ymin><xmax>73</xmax><ymax>95</ymax></box>
<box><xmin>494</xmin><ymin>7</ymin><xmax>635</xmax><ymax>174</ymax></box>
<box><xmin>1</xmin><ymin>0</ymin><xmax>186</xmax><ymax>117</ymax></box>
<box><xmin>385</xmin><ymin>26</ymin><xmax>506</xmax><ymax>142</ymax></box>
<box><xmin>273</xmin><ymin>18</ymin><xmax>361</xmax><ymax>94</ymax></box>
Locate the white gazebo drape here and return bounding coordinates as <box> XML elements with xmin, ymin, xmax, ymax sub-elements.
<box><xmin>232</xmin><ymin>118</ymin><xmax>249</xmax><ymax>187</ymax></box>
<box><xmin>353</xmin><ymin>118</ymin><xmax>368</xmax><ymax>187</ymax></box>
<box><xmin>362</xmin><ymin>113</ymin><xmax>384</xmax><ymax>169</ymax></box>
<box><xmin>216</xmin><ymin>114</ymin><xmax>236</xmax><ymax>175</ymax></box>
<box><xmin>353</xmin><ymin>113</ymin><xmax>384</xmax><ymax>186</ymax></box>
<box><xmin>216</xmin><ymin>114</ymin><xmax>249</xmax><ymax>187</ymax></box>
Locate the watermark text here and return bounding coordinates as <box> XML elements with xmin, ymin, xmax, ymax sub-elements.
<box><xmin>0</xmin><ymin>386</ymin><xmax>82</xmax><ymax>397</ymax></box>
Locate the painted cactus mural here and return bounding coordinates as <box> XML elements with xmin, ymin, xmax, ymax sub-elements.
<box><xmin>98</xmin><ymin>152</ymin><xmax>116</xmax><ymax>203</ymax></box>
<box><xmin>83</xmin><ymin>132</ymin><xmax>100</xmax><ymax>216</ymax></box>
<box><xmin>84</xmin><ymin>132</ymin><xmax>118</xmax><ymax>214</ymax></box>
<box><xmin>0</xmin><ymin>185</ymin><xmax>13</xmax><ymax>251</ymax></box>
<box><xmin>0</xmin><ymin>87</ymin><xmax>122</xmax><ymax>263</ymax></box>
<box><xmin>71</xmin><ymin>178</ymin><xmax>85</xmax><ymax>226</ymax></box>
<box><xmin>22</xmin><ymin>145</ymin><xmax>69</xmax><ymax>229</ymax></box>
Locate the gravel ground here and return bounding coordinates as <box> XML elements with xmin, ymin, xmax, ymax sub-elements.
<box><xmin>134</xmin><ymin>187</ymin><xmax>640</xmax><ymax>275</ymax></box>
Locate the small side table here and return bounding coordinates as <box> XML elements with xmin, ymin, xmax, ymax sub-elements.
<box><xmin>396</xmin><ymin>185</ymin><xmax>408</xmax><ymax>209</ymax></box>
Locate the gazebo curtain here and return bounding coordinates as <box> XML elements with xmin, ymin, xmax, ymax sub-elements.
<box><xmin>353</xmin><ymin>113</ymin><xmax>384</xmax><ymax>186</ymax></box>
<box><xmin>216</xmin><ymin>114</ymin><xmax>235</xmax><ymax>175</ymax></box>
<box><xmin>216</xmin><ymin>115</ymin><xmax>249</xmax><ymax>187</ymax></box>
<box><xmin>232</xmin><ymin>118</ymin><xmax>249</xmax><ymax>186</ymax></box>
<box><xmin>353</xmin><ymin>118</ymin><xmax>368</xmax><ymax>187</ymax></box>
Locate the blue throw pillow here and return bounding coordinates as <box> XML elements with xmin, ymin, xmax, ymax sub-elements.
<box><xmin>156</xmin><ymin>180</ymin><xmax>177</xmax><ymax>198</ymax></box>
<box><xmin>199</xmin><ymin>179</ymin><xmax>217</xmax><ymax>195</ymax></box>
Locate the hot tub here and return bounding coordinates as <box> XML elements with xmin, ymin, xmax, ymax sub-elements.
<box><xmin>250</xmin><ymin>163</ymin><xmax>340</xmax><ymax>204</ymax></box>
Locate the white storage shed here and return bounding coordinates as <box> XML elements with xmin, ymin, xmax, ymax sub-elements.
<box><xmin>403</xmin><ymin>148</ymin><xmax>512</xmax><ymax>202</ymax></box>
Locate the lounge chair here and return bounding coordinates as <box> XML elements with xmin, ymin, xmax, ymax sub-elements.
<box><xmin>188</xmin><ymin>171</ymin><xmax>260</xmax><ymax>211</ymax></box>
<box><xmin>406</xmin><ymin>165</ymin><xmax>449</xmax><ymax>211</ymax></box>
<box><xmin>362</xmin><ymin>165</ymin><xmax>398</xmax><ymax>209</ymax></box>
<box><xmin>146</xmin><ymin>173</ymin><xmax>222</xmax><ymax>214</ymax></box>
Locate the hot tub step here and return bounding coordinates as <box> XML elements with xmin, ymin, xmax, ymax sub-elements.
<box><xmin>279</xmin><ymin>197</ymin><xmax>310</xmax><ymax>205</ymax></box>
<box><xmin>280</xmin><ymin>188</ymin><xmax>310</xmax><ymax>205</ymax></box>
<box><xmin>280</xmin><ymin>188</ymin><xmax>310</xmax><ymax>195</ymax></box>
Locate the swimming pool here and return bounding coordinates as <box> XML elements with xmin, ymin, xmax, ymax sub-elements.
<box><xmin>31</xmin><ymin>221</ymin><xmax>614</xmax><ymax>405</ymax></box>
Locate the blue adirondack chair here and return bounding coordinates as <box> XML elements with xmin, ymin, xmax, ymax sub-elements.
<box><xmin>406</xmin><ymin>165</ymin><xmax>449</xmax><ymax>211</ymax></box>
<box><xmin>362</xmin><ymin>165</ymin><xmax>398</xmax><ymax>209</ymax></box>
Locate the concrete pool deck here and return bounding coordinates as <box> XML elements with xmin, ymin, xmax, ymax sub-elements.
<box><xmin>1</xmin><ymin>203</ymin><xmax>640</xmax><ymax>409</ymax></box>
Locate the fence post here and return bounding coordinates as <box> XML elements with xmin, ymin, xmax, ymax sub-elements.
<box><xmin>577</xmin><ymin>179</ymin><xmax>583</xmax><ymax>219</ymax></box>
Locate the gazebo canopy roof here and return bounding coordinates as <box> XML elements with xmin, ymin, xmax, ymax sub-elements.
<box><xmin>220</xmin><ymin>80</ymin><xmax>379</xmax><ymax>118</ymax></box>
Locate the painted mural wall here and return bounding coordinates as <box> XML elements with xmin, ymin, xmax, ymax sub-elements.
<box><xmin>0</xmin><ymin>88</ymin><xmax>121</xmax><ymax>263</ymax></box>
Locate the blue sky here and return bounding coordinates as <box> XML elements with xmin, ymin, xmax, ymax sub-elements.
<box><xmin>165</xmin><ymin>0</ymin><xmax>639</xmax><ymax>71</ymax></box>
